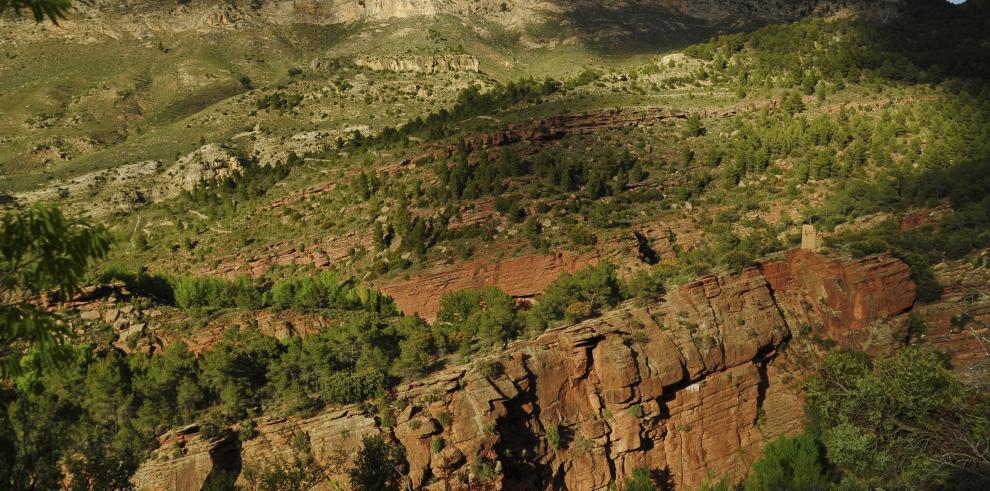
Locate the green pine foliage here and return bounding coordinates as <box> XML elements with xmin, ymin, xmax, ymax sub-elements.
<box><xmin>347</xmin><ymin>435</ymin><xmax>406</xmax><ymax>491</ymax></box>
<box><xmin>683</xmin><ymin>113</ymin><xmax>705</xmax><ymax>137</ymax></box>
<box><xmin>172</xmin><ymin>275</ymin><xmax>262</xmax><ymax>310</ymax></box>
<box><xmin>743</xmin><ymin>432</ymin><xmax>829</xmax><ymax>491</ymax></box>
<box><xmin>526</xmin><ymin>262</ymin><xmax>623</xmax><ymax>330</ymax></box>
<box><xmin>267</xmin><ymin>271</ymin><xmax>351</xmax><ymax>311</ymax></box>
<box><xmin>0</xmin><ymin>204</ymin><xmax>112</xmax><ymax>376</ymax></box>
<box><xmin>109</xmin><ymin>268</ymin><xmax>398</xmax><ymax>315</ymax></box>
<box><xmin>435</xmin><ymin>286</ymin><xmax>521</xmax><ymax>353</ymax></box>
<box><xmin>793</xmin><ymin>348</ymin><xmax>990</xmax><ymax>489</ymax></box>
<box><xmin>0</xmin><ymin>0</ymin><xmax>71</xmax><ymax>23</ymax></box>
<box><xmin>623</xmin><ymin>467</ymin><xmax>661</xmax><ymax>491</ymax></box>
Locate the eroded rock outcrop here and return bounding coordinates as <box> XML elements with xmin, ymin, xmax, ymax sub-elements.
<box><xmin>354</xmin><ymin>55</ymin><xmax>480</xmax><ymax>74</ymax></box>
<box><xmin>12</xmin><ymin>143</ymin><xmax>246</xmax><ymax>218</ymax></box>
<box><xmin>132</xmin><ymin>251</ymin><xmax>918</xmax><ymax>490</ymax></box>
<box><xmin>760</xmin><ymin>250</ymin><xmax>916</xmax><ymax>355</ymax></box>
<box><xmin>380</xmin><ymin>249</ymin><xmax>606</xmax><ymax>321</ymax></box>
<box><xmin>162</xmin><ymin>144</ymin><xmax>245</xmax><ymax>195</ymax></box>
<box><xmin>203</xmin><ymin>231</ymin><xmax>372</xmax><ymax>278</ymax></box>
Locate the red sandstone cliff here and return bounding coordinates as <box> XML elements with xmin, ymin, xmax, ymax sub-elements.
<box><xmin>760</xmin><ymin>251</ymin><xmax>916</xmax><ymax>355</ymax></box>
<box><xmin>380</xmin><ymin>249</ymin><xmax>605</xmax><ymax>322</ymax></box>
<box><xmin>915</xmin><ymin>258</ymin><xmax>990</xmax><ymax>380</ymax></box>
<box><xmin>132</xmin><ymin>250</ymin><xmax>922</xmax><ymax>491</ymax></box>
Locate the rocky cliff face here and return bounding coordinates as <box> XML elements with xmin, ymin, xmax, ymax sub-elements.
<box><xmin>760</xmin><ymin>251</ymin><xmax>916</xmax><ymax>355</ymax></box>
<box><xmin>381</xmin><ymin>248</ymin><xmax>606</xmax><ymax>321</ymax></box>
<box><xmin>131</xmin><ymin>250</ymin><xmax>919</xmax><ymax>490</ymax></box>
<box><xmin>916</xmin><ymin>258</ymin><xmax>990</xmax><ymax>381</ymax></box>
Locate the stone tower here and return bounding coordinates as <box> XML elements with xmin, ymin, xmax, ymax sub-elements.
<box><xmin>801</xmin><ymin>224</ymin><xmax>822</xmax><ymax>252</ymax></box>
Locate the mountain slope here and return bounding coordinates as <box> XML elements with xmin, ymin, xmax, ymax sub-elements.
<box><xmin>1</xmin><ymin>0</ymin><xmax>989</xmax><ymax>490</ymax></box>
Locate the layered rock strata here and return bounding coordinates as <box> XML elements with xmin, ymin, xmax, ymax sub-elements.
<box><xmin>133</xmin><ymin>250</ymin><xmax>916</xmax><ymax>490</ymax></box>
<box><xmin>916</xmin><ymin>258</ymin><xmax>990</xmax><ymax>380</ymax></box>
<box><xmin>760</xmin><ymin>251</ymin><xmax>916</xmax><ymax>355</ymax></box>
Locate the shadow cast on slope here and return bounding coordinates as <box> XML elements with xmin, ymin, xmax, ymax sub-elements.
<box><xmin>547</xmin><ymin>0</ymin><xmax>757</xmax><ymax>56</ymax></box>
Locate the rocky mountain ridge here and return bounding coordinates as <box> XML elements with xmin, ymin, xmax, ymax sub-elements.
<box><xmin>0</xmin><ymin>0</ymin><xmax>914</xmax><ymax>39</ymax></box>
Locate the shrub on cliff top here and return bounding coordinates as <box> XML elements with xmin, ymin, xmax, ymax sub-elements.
<box><xmin>526</xmin><ymin>262</ymin><xmax>623</xmax><ymax>331</ymax></box>
<box><xmin>435</xmin><ymin>286</ymin><xmax>520</xmax><ymax>353</ymax></box>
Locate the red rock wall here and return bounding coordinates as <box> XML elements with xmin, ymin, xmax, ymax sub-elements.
<box><xmin>760</xmin><ymin>250</ymin><xmax>916</xmax><ymax>355</ymax></box>
<box><xmin>915</xmin><ymin>259</ymin><xmax>990</xmax><ymax>378</ymax></box>
<box><xmin>133</xmin><ymin>251</ymin><xmax>920</xmax><ymax>491</ymax></box>
<box><xmin>380</xmin><ymin>250</ymin><xmax>605</xmax><ymax>321</ymax></box>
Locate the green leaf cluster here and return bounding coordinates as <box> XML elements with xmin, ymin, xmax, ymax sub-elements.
<box><xmin>1</xmin><ymin>204</ymin><xmax>111</xmax><ymax>376</ymax></box>
<box><xmin>0</xmin><ymin>0</ymin><xmax>71</xmax><ymax>24</ymax></box>
<box><xmin>803</xmin><ymin>348</ymin><xmax>990</xmax><ymax>489</ymax></box>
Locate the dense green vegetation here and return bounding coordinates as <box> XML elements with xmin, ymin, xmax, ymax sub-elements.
<box><xmin>686</xmin><ymin>20</ymin><xmax>923</xmax><ymax>90</ymax></box>
<box><xmin>436</xmin><ymin>145</ymin><xmax>645</xmax><ymax>202</ymax></box>
<box><xmin>372</xmin><ymin>78</ymin><xmax>561</xmax><ymax>145</ymax></box>
<box><xmin>435</xmin><ymin>286</ymin><xmax>521</xmax><ymax>353</ymax></box>
<box><xmin>525</xmin><ymin>262</ymin><xmax>624</xmax><ymax>329</ymax></box>
<box><xmin>1</xmin><ymin>257</ymin><xmax>642</xmax><ymax>488</ymax></box>
<box><xmin>1</xmin><ymin>314</ymin><xmax>412</xmax><ymax>488</ymax></box>
<box><xmin>98</xmin><ymin>267</ymin><xmax>399</xmax><ymax>315</ymax></box>
<box><xmin>806</xmin><ymin>348</ymin><xmax>990</xmax><ymax>488</ymax></box>
<box><xmin>730</xmin><ymin>348</ymin><xmax>990</xmax><ymax>490</ymax></box>
<box><xmin>685</xmin><ymin>3</ymin><xmax>990</xmax><ymax>90</ymax></box>
<box><xmin>742</xmin><ymin>432</ymin><xmax>830</xmax><ymax>491</ymax></box>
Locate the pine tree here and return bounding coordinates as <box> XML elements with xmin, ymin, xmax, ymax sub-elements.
<box><xmin>683</xmin><ymin>113</ymin><xmax>705</xmax><ymax>137</ymax></box>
